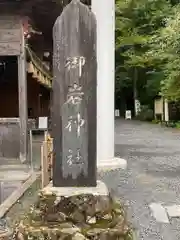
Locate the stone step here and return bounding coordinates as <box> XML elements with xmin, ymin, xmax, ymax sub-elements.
<box><xmin>0</xmin><ymin>164</ymin><xmax>30</xmax><ymax>170</ymax></box>
<box><xmin>0</xmin><ymin>170</ymin><xmax>31</xmax><ymax>181</ymax></box>
<box><xmin>0</xmin><ymin>181</ymin><xmax>22</xmax><ymax>203</ymax></box>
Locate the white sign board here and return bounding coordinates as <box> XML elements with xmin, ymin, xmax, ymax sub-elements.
<box><xmin>38</xmin><ymin>117</ymin><xmax>48</xmax><ymax>129</ymax></box>
<box><xmin>164</xmin><ymin>99</ymin><xmax>169</xmax><ymax>122</ymax></box>
<box><xmin>135</xmin><ymin>99</ymin><xmax>141</xmax><ymax>115</ymax></box>
<box><xmin>154</xmin><ymin>98</ymin><xmax>163</xmax><ymax>115</ymax></box>
<box><xmin>115</xmin><ymin>109</ymin><xmax>120</xmax><ymax>117</ymax></box>
<box><xmin>125</xmin><ymin>110</ymin><xmax>131</xmax><ymax>120</ymax></box>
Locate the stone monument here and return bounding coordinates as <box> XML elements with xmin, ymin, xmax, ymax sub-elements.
<box><xmin>15</xmin><ymin>1</ymin><xmax>132</xmax><ymax>239</ymax></box>
<box><xmin>52</xmin><ymin>0</ymin><xmax>96</xmax><ymax>187</ymax></box>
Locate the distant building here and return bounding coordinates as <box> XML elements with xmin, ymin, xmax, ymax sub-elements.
<box><xmin>154</xmin><ymin>95</ymin><xmax>180</xmax><ymax>122</ymax></box>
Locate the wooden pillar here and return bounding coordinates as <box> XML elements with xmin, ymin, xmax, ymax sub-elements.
<box><xmin>92</xmin><ymin>0</ymin><xmax>115</xmax><ymax>161</ymax></box>
<box><xmin>18</xmin><ymin>25</ymin><xmax>28</xmax><ymax>162</ymax></box>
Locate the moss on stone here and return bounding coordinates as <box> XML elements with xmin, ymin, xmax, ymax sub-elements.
<box><xmin>15</xmin><ymin>193</ymin><xmax>133</xmax><ymax>240</ymax></box>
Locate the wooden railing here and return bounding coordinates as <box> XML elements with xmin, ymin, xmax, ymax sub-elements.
<box><xmin>26</xmin><ymin>46</ymin><xmax>52</xmax><ymax>89</ymax></box>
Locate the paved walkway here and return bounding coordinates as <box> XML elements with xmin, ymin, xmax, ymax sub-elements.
<box><xmin>102</xmin><ymin>119</ymin><xmax>180</xmax><ymax>240</ymax></box>
<box><xmin>0</xmin><ymin>134</ymin><xmax>43</xmax><ymax>204</ymax></box>
<box><xmin>0</xmin><ymin>159</ymin><xmax>31</xmax><ymax>204</ymax></box>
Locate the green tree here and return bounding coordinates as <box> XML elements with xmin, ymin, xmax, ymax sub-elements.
<box><xmin>147</xmin><ymin>5</ymin><xmax>180</xmax><ymax>101</ymax></box>
<box><xmin>115</xmin><ymin>0</ymin><xmax>173</xmax><ymax>108</ymax></box>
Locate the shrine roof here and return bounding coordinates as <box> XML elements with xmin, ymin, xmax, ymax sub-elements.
<box><xmin>0</xmin><ymin>0</ymin><xmax>90</xmax><ymax>51</ymax></box>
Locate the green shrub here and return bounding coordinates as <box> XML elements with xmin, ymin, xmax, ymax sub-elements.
<box><xmin>167</xmin><ymin>121</ymin><xmax>176</xmax><ymax>128</ymax></box>
<box><xmin>175</xmin><ymin>121</ymin><xmax>180</xmax><ymax>129</ymax></box>
<box><xmin>136</xmin><ymin>105</ymin><xmax>154</xmax><ymax>121</ymax></box>
<box><xmin>152</xmin><ymin>119</ymin><xmax>160</xmax><ymax>124</ymax></box>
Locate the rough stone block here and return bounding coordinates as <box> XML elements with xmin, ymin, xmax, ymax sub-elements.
<box><xmin>15</xmin><ymin>182</ymin><xmax>132</xmax><ymax>240</ymax></box>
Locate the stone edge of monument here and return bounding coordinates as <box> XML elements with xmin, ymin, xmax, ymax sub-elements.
<box><xmin>97</xmin><ymin>157</ymin><xmax>127</xmax><ymax>172</ymax></box>
<box><xmin>41</xmin><ymin>180</ymin><xmax>108</xmax><ymax>197</ymax></box>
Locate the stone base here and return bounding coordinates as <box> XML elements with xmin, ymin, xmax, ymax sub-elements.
<box><xmin>97</xmin><ymin>157</ymin><xmax>127</xmax><ymax>172</ymax></box>
<box><xmin>15</xmin><ymin>181</ymin><xmax>132</xmax><ymax>240</ymax></box>
<box><xmin>41</xmin><ymin>180</ymin><xmax>109</xmax><ymax>197</ymax></box>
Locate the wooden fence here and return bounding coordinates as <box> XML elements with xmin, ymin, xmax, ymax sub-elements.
<box><xmin>41</xmin><ymin>132</ymin><xmax>53</xmax><ymax>188</ymax></box>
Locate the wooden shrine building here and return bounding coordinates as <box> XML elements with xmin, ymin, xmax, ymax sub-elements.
<box><xmin>0</xmin><ymin>0</ymin><xmax>90</xmax><ymax>162</ymax></box>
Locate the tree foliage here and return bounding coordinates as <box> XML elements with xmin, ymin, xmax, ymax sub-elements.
<box><xmin>115</xmin><ymin>0</ymin><xmax>180</xmax><ymax>105</ymax></box>
<box><xmin>147</xmin><ymin>5</ymin><xmax>180</xmax><ymax>100</ymax></box>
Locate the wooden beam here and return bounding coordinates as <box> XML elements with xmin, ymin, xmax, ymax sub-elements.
<box><xmin>0</xmin><ymin>16</ymin><xmax>21</xmax><ymax>56</ymax></box>
<box><xmin>41</xmin><ymin>141</ymin><xmax>49</xmax><ymax>188</ymax></box>
<box><xmin>18</xmin><ymin>24</ymin><xmax>28</xmax><ymax>163</ymax></box>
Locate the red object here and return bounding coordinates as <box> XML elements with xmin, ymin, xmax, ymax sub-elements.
<box><xmin>21</xmin><ymin>17</ymin><xmax>30</xmax><ymax>38</ymax></box>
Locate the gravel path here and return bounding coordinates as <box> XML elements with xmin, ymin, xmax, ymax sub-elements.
<box><xmin>101</xmin><ymin>119</ymin><xmax>180</xmax><ymax>240</ymax></box>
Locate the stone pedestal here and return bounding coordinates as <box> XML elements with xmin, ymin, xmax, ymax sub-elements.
<box><xmin>16</xmin><ymin>181</ymin><xmax>132</xmax><ymax>240</ymax></box>
<box><xmin>97</xmin><ymin>157</ymin><xmax>127</xmax><ymax>172</ymax></box>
